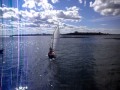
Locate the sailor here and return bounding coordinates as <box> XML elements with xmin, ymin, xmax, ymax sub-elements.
<box><xmin>48</xmin><ymin>47</ymin><xmax>56</xmax><ymax>59</ymax></box>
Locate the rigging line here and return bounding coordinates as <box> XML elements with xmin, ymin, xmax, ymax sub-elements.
<box><xmin>24</xmin><ymin>13</ymin><xmax>28</xmax><ymax>87</ymax></box>
<box><xmin>22</xmin><ymin>12</ymin><xmax>28</xmax><ymax>88</ymax></box>
<box><xmin>26</xmin><ymin>57</ymin><xmax>28</xmax><ymax>87</ymax></box>
<box><xmin>16</xmin><ymin>0</ymin><xmax>20</xmax><ymax>87</ymax></box>
<box><xmin>24</xmin><ymin>38</ymin><xmax>28</xmax><ymax>87</ymax></box>
<box><xmin>9</xmin><ymin>0</ymin><xmax>13</xmax><ymax>87</ymax></box>
<box><xmin>19</xmin><ymin>38</ymin><xmax>23</xmax><ymax>86</ymax></box>
<box><xmin>0</xmin><ymin>52</ymin><xmax>3</xmax><ymax>90</ymax></box>
<box><xmin>19</xmin><ymin>11</ymin><xmax>25</xmax><ymax>88</ymax></box>
<box><xmin>10</xmin><ymin>44</ymin><xmax>13</xmax><ymax>86</ymax></box>
<box><xmin>0</xmin><ymin>0</ymin><xmax>4</xmax><ymax>89</ymax></box>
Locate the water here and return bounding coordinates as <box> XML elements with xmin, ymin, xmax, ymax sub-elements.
<box><xmin>0</xmin><ymin>35</ymin><xmax>120</xmax><ymax>90</ymax></box>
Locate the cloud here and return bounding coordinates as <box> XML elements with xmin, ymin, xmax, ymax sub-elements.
<box><xmin>51</xmin><ymin>0</ymin><xmax>59</xmax><ymax>3</ymax></box>
<box><xmin>30</xmin><ymin>7</ymin><xmax>81</xmax><ymax>24</ymax></box>
<box><xmin>22</xmin><ymin>0</ymin><xmax>53</xmax><ymax>10</ymax></box>
<box><xmin>0</xmin><ymin>0</ymin><xmax>82</xmax><ymax>31</ymax></box>
<box><xmin>0</xmin><ymin>7</ymin><xmax>19</xmax><ymax>21</ymax></box>
<box><xmin>22</xmin><ymin>6</ymin><xmax>81</xmax><ymax>23</ymax></box>
<box><xmin>0</xmin><ymin>6</ymin><xmax>82</xmax><ymax>29</ymax></box>
<box><xmin>22</xmin><ymin>0</ymin><xmax>36</xmax><ymax>9</ymax></box>
<box><xmin>3</xmin><ymin>12</ymin><xmax>18</xmax><ymax>20</ymax></box>
<box><xmin>56</xmin><ymin>11</ymin><xmax>81</xmax><ymax>21</ymax></box>
<box><xmin>62</xmin><ymin>6</ymin><xmax>81</xmax><ymax>20</ymax></box>
<box><xmin>84</xmin><ymin>0</ymin><xmax>86</xmax><ymax>6</ymax></box>
<box><xmin>90</xmin><ymin>0</ymin><xmax>120</xmax><ymax>16</ymax></box>
<box><xmin>78</xmin><ymin>0</ymin><xmax>86</xmax><ymax>6</ymax></box>
<box><xmin>79</xmin><ymin>0</ymin><xmax>83</xmax><ymax>4</ymax></box>
<box><xmin>66</xmin><ymin>6</ymin><xmax>79</xmax><ymax>11</ymax></box>
<box><xmin>24</xmin><ymin>22</ymin><xmax>39</xmax><ymax>27</ymax></box>
<box><xmin>37</xmin><ymin>0</ymin><xmax>53</xmax><ymax>10</ymax></box>
<box><xmin>2</xmin><ymin>4</ymin><xmax>6</xmax><ymax>7</ymax></box>
<box><xmin>21</xmin><ymin>0</ymin><xmax>82</xmax><ymax>23</ymax></box>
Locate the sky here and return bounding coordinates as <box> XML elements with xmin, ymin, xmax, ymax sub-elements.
<box><xmin>0</xmin><ymin>0</ymin><xmax>120</xmax><ymax>35</ymax></box>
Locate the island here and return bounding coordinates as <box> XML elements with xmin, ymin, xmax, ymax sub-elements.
<box><xmin>62</xmin><ymin>31</ymin><xmax>109</xmax><ymax>35</ymax></box>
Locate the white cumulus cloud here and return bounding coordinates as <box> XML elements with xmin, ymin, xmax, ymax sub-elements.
<box><xmin>0</xmin><ymin>1</ymin><xmax>82</xmax><ymax>30</ymax></box>
<box><xmin>22</xmin><ymin>0</ymin><xmax>53</xmax><ymax>10</ymax></box>
<box><xmin>22</xmin><ymin>0</ymin><xmax>36</xmax><ymax>9</ymax></box>
<box><xmin>0</xmin><ymin>7</ymin><xmax>19</xmax><ymax>20</ymax></box>
<box><xmin>51</xmin><ymin>0</ymin><xmax>59</xmax><ymax>3</ymax></box>
<box><xmin>90</xmin><ymin>0</ymin><xmax>120</xmax><ymax>16</ymax></box>
<box><xmin>21</xmin><ymin>6</ymin><xmax>81</xmax><ymax>24</ymax></box>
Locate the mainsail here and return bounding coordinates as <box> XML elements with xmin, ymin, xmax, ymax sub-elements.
<box><xmin>51</xmin><ymin>25</ymin><xmax>60</xmax><ymax>50</ymax></box>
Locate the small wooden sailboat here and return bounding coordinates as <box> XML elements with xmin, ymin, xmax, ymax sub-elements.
<box><xmin>48</xmin><ymin>25</ymin><xmax>60</xmax><ymax>59</ymax></box>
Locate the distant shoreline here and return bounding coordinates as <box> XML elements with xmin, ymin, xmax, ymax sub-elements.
<box><xmin>63</xmin><ymin>31</ymin><xmax>110</xmax><ymax>35</ymax></box>
<box><xmin>1</xmin><ymin>32</ymin><xmax>120</xmax><ymax>37</ymax></box>
<box><xmin>10</xmin><ymin>34</ymin><xmax>51</xmax><ymax>37</ymax></box>
<box><xmin>10</xmin><ymin>32</ymin><xmax>110</xmax><ymax>37</ymax></box>
<box><xmin>1</xmin><ymin>33</ymin><xmax>120</xmax><ymax>40</ymax></box>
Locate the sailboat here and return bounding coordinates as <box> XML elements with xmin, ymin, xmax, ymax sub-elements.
<box><xmin>48</xmin><ymin>24</ymin><xmax>60</xmax><ymax>59</ymax></box>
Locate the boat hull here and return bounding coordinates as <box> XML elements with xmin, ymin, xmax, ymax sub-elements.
<box><xmin>48</xmin><ymin>55</ymin><xmax>56</xmax><ymax>59</ymax></box>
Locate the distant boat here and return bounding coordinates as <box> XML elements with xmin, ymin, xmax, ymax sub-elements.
<box><xmin>48</xmin><ymin>24</ymin><xmax>60</xmax><ymax>59</ymax></box>
<box><xmin>0</xmin><ymin>49</ymin><xmax>3</xmax><ymax>54</ymax></box>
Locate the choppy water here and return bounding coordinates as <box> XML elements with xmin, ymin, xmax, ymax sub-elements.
<box><xmin>0</xmin><ymin>35</ymin><xmax>120</xmax><ymax>90</ymax></box>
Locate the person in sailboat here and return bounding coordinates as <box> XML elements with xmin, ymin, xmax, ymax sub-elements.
<box><xmin>48</xmin><ymin>47</ymin><xmax>56</xmax><ymax>59</ymax></box>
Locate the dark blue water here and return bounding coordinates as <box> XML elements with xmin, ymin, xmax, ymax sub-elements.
<box><xmin>0</xmin><ymin>35</ymin><xmax>120</xmax><ymax>90</ymax></box>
